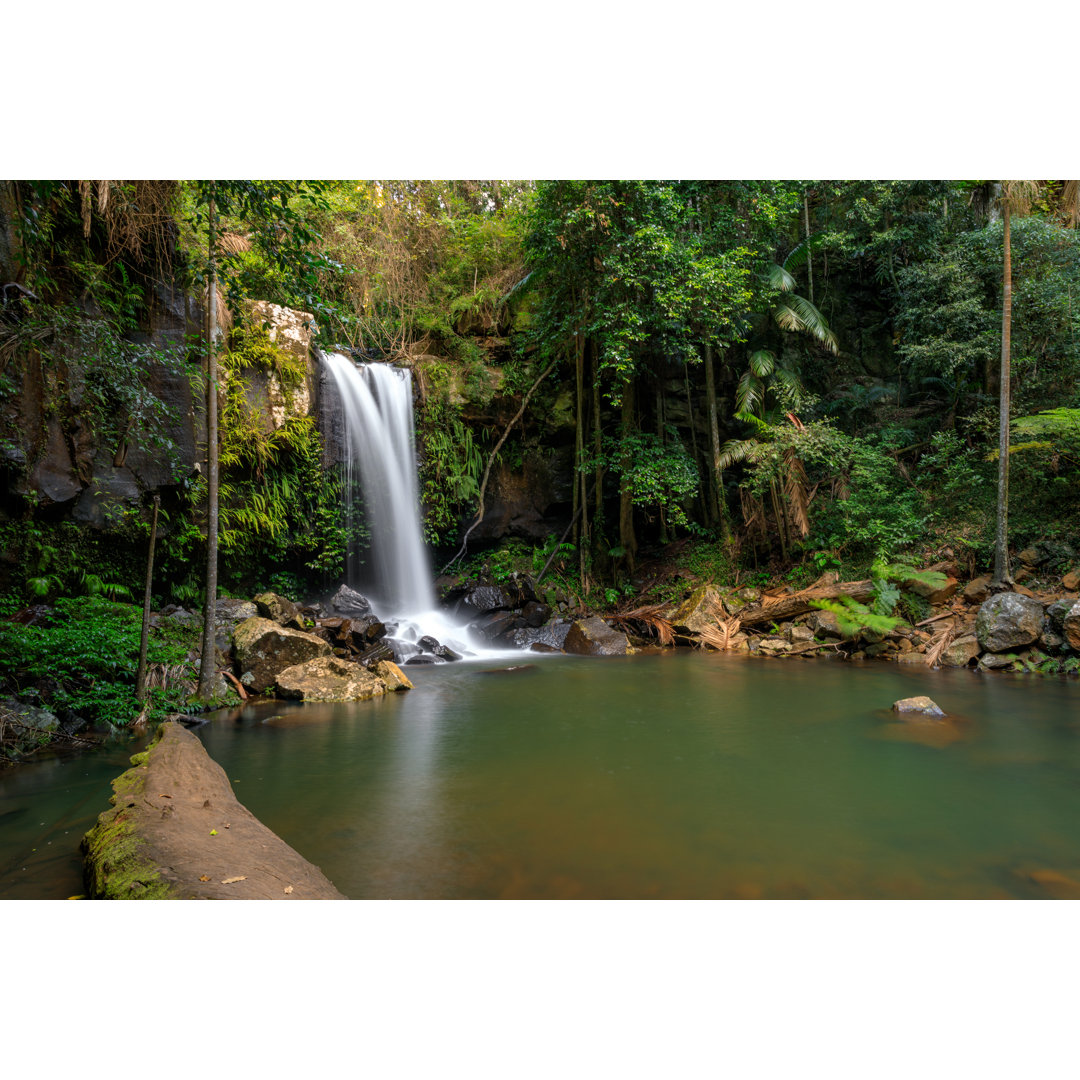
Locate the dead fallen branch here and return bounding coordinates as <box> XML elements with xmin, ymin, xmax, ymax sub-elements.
<box><xmin>605</xmin><ymin>605</ymin><xmax>676</xmax><ymax>646</ymax></box>
<box><xmin>924</xmin><ymin>624</ymin><xmax>957</xmax><ymax>668</ymax></box>
<box><xmin>737</xmin><ymin>579</ymin><xmax>875</xmax><ymax>627</ymax></box>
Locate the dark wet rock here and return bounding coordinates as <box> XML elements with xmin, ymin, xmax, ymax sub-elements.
<box><xmin>501</xmin><ymin>573</ymin><xmax>539</xmax><ymax>608</ymax></box>
<box><xmin>563</xmin><ymin>616</ymin><xmax>630</xmax><ymax>657</ymax></box>
<box><xmin>468</xmin><ymin>610</ymin><xmax>520</xmax><ymax>641</ymax></box>
<box><xmin>405</xmin><ymin>654</ymin><xmax>438</xmax><ymax>665</ymax></box>
<box><xmin>0</xmin><ymin>697</ymin><xmax>59</xmax><ymax>755</ymax></box>
<box><xmin>275</xmin><ymin>656</ymin><xmax>389</xmax><ymax>703</ymax></box>
<box><xmin>1062</xmin><ymin>600</ymin><xmax>1080</xmax><ymax>651</ymax></box>
<box><xmin>357</xmin><ymin>641</ymin><xmax>395</xmax><ymax>665</ymax></box>
<box><xmin>233</xmin><ymin>617</ymin><xmax>331</xmax><ymax>694</ymax></box>
<box><xmin>1046</xmin><ymin>598</ymin><xmax>1075</xmax><ymax>633</ymax></box>
<box><xmin>528</xmin><ymin>642</ymin><xmax>561</xmax><ymax>653</ymax></box>
<box><xmin>892</xmin><ymin>695</ymin><xmax>946</xmax><ymax>718</ymax></box>
<box><xmin>434</xmin><ymin>645</ymin><xmax>463</xmax><ymax>661</ymax></box>
<box><xmin>348</xmin><ymin>615</ymin><xmax>386</xmax><ymax>646</ymax></box>
<box><xmin>478</xmin><ymin>664</ymin><xmax>538</xmax><ymax>675</ymax></box>
<box><xmin>510</xmin><ymin>620</ymin><xmax>573</xmax><ymax>651</ymax></box>
<box><xmin>254</xmin><ymin>591</ymin><xmax>301</xmax><ymax>626</ymax></box>
<box><xmin>327</xmin><ymin>585</ymin><xmax>374</xmax><ymax>619</ymax></box>
<box><xmin>1040</xmin><ymin>626</ymin><xmax>1067</xmax><ymax>653</ymax></box>
<box><xmin>447</xmin><ymin>583</ymin><xmax>514</xmax><ymax>617</ymax></box>
<box><xmin>417</xmin><ymin>635</ymin><xmax>442</xmax><ymax>653</ymax></box>
<box><xmin>521</xmin><ymin>601</ymin><xmax>553</xmax><ymax>627</ymax></box>
<box><xmin>975</xmin><ymin>592</ymin><xmax>1045</xmax><ymax>653</ymax></box>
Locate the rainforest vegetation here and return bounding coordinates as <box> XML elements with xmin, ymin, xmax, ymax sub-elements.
<box><xmin>2</xmin><ymin>179</ymin><xmax>1080</xmax><ymax>746</ymax></box>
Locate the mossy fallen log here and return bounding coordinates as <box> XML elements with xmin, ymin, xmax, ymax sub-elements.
<box><xmin>82</xmin><ymin>722</ymin><xmax>344</xmax><ymax>899</ymax></box>
<box><xmin>736</xmin><ymin>580</ymin><xmax>875</xmax><ymax>627</ymax></box>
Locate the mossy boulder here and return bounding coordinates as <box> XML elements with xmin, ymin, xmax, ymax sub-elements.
<box><xmin>233</xmin><ymin>616</ymin><xmax>331</xmax><ymax>694</ymax></box>
<box><xmin>666</xmin><ymin>585</ymin><xmax>727</xmax><ymax>637</ymax></box>
<box><xmin>253</xmin><ymin>591</ymin><xmax>301</xmax><ymax>626</ymax></box>
<box><xmin>975</xmin><ymin>593</ymin><xmax>1045</xmax><ymax>653</ymax></box>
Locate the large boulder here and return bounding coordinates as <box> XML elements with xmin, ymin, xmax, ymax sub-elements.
<box><xmin>372</xmin><ymin>660</ymin><xmax>413</xmax><ymax>691</ymax></box>
<box><xmin>326</xmin><ymin>585</ymin><xmax>374</xmax><ymax>619</ymax></box>
<box><xmin>253</xmin><ymin>591</ymin><xmax>301</xmax><ymax>626</ymax></box>
<box><xmin>274</xmin><ymin>657</ymin><xmax>389</xmax><ymax>702</ymax></box>
<box><xmin>82</xmin><ymin>722</ymin><xmax>344</xmax><ymax>899</ymax></box>
<box><xmin>233</xmin><ymin>617</ymin><xmax>331</xmax><ymax>694</ymax></box>
<box><xmin>666</xmin><ymin>585</ymin><xmax>727</xmax><ymax>636</ymax></box>
<box><xmin>975</xmin><ymin>593</ymin><xmax>1045</xmax><ymax>653</ymax></box>
<box><xmin>563</xmin><ymin>616</ymin><xmax>630</xmax><ymax>657</ymax></box>
<box><xmin>510</xmin><ymin>620</ymin><xmax>573</xmax><ymax>651</ymax></box>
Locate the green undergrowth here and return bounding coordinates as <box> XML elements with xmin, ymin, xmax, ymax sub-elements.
<box><xmin>0</xmin><ymin>596</ymin><xmax>199</xmax><ymax>731</ymax></box>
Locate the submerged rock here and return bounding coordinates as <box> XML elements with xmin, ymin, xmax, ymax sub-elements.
<box><xmin>975</xmin><ymin>593</ymin><xmax>1045</xmax><ymax>653</ymax></box>
<box><xmin>892</xmin><ymin>695</ymin><xmax>947</xmax><ymax>718</ymax></box>
<box><xmin>563</xmin><ymin>616</ymin><xmax>630</xmax><ymax>657</ymax></box>
<box><xmin>275</xmin><ymin>656</ymin><xmax>388</xmax><ymax>702</ymax></box>
<box><xmin>233</xmin><ymin>617</ymin><xmax>331</xmax><ymax>694</ymax></box>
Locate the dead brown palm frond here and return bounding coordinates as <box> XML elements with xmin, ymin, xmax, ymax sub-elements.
<box><xmin>697</xmin><ymin>615</ymin><xmax>742</xmax><ymax>651</ymax></box>
<box><xmin>1002</xmin><ymin>180</ymin><xmax>1041</xmax><ymax>219</ymax></box>
<box><xmin>219</xmin><ymin>232</ymin><xmax>252</xmax><ymax>255</ymax></box>
<box><xmin>924</xmin><ymin>622</ymin><xmax>956</xmax><ymax>669</ymax></box>
<box><xmin>782</xmin><ymin>449</ymin><xmax>810</xmax><ymax>538</ymax></box>
<box><xmin>144</xmin><ymin>661</ymin><xmax>196</xmax><ymax>695</ymax></box>
<box><xmin>605</xmin><ymin>604</ymin><xmax>675</xmax><ymax>646</ymax></box>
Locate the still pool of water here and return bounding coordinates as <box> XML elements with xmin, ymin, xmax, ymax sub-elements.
<box><xmin>5</xmin><ymin>651</ymin><xmax>1080</xmax><ymax>899</ymax></box>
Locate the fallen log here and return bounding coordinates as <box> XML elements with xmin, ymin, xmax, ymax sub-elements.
<box><xmin>737</xmin><ymin>579</ymin><xmax>875</xmax><ymax>627</ymax></box>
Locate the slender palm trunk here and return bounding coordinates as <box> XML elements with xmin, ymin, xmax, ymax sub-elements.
<box><xmin>618</xmin><ymin>376</ymin><xmax>637</xmax><ymax>571</ymax></box>
<box><xmin>197</xmin><ymin>188</ymin><xmax>220</xmax><ymax>700</ymax></box>
<box><xmin>135</xmin><ymin>494</ymin><xmax>161</xmax><ymax>703</ymax></box>
<box><xmin>804</xmin><ymin>192</ymin><xmax>814</xmax><ymax>304</ymax></box>
<box><xmin>992</xmin><ymin>200</ymin><xmax>1013</xmax><ymax>588</ymax></box>
<box><xmin>703</xmin><ymin>344</ymin><xmax>729</xmax><ymax>539</ymax></box>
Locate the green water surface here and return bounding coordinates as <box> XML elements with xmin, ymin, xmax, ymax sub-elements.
<box><xmin>4</xmin><ymin>651</ymin><xmax>1080</xmax><ymax>899</ymax></box>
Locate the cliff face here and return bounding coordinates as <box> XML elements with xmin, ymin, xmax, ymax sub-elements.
<box><xmin>0</xmin><ymin>294</ymin><xmax>320</xmax><ymax>532</ymax></box>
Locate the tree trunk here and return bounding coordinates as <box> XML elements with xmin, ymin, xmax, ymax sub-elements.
<box><xmin>703</xmin><ymin>344</ymin><xmax>729</xmax><ymax>539</ymax></box>
<box><xmin>135</xmin><ymin>494</ymin><xmax>161</xmax><ymax>703</ymax></box>
<box><xmin>575</xmin><ymin>325</ymin><xmax>587</xmax><ymax>589</ymax></box>
<box><xmin>197</xmin><ymin>187</ymin><xmax>220</xmax><ymax>701</ymax></box>
<box><xmin>992</xmin><ymin>198</ymin><xmax>1013</xmax><ymax>588</ymax></box>
<box><xmin>738</xmin><ymin>579</ymin><xmax>875</xmax><ymax>626</ymax></box>
<box><xmin>618</xmin><ymin>375</ymin><xmax>637</xmax><ymax>571</ymax></box>
<box><xmin>656</xmin><ymin>381</ymin><xmax>668</xmax><ymax>544</ymax></box>
<box><xmin>804</xmin><ymin>191</ymin><xmax>814</xmax><ymax>304</ymax></box>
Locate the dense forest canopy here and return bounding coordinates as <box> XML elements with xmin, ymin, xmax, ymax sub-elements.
<box><xmin>2</xmin><ymin>178</ymin><xmax>1079</xmax><ymax>619</ymax></box>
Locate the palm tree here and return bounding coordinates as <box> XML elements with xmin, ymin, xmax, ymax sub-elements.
<box><xmin>991</xmin><ymin>181</ymin><xmax>1039</xmax><ymax>589</ymax></box>
<box><xmin>718</xmin><ymin>241</ymin><xmax>839</xmax><ymax>559</ymax></box>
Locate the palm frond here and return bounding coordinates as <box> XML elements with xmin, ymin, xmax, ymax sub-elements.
<box><xmin>748</xmin><ymin>349</ymin><xmax>776</xmax><ymax>379</ymax></box>
<box><xmin>924</xmin><ymin>622</ymin><xmax>956</xmax><ymax>669</ymax></box>
<box><xmin>718</xmin><ymin>437</ymin><xmax>756</xmax><ymax>470</ymax></box>
<box><xmin>773</xmin><ymin>294</ymin><xmax>839</xmax><ymax>352</ymax></box>
<box><xmin>735</xmin><ymin>369</ymin><xmax>763</xmax><ymax>415</ymax></box>
<box><xmin>782</xmin><ymin>232</ymin><xmax>828</xmax><ymax>274</ymax></box>
<box><xmin>767</xmin><ymin>262</ymin><xmax>796</xmax><ymax>292</ymax></box>
<box><xmin>606</xmin><ymin>605</ymin><xmax>675</xmax><ymax>646</ymax></box>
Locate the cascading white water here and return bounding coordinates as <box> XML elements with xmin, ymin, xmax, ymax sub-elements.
<box><xmin>323</xmin><ymin>352</ymin><xmax>434</xmax><ymax>613</ymax></box>
<box><xmin>321</xmin><ymin>351</ymin><xmax>493</xmax><ymax>660</ymax></box>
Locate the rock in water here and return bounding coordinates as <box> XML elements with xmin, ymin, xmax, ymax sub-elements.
<box><xmin>563</xmin><ymin>616</ymin><xmax>630</xmax><ymax>656</ymax></box>
<box><xmin>892</xmin><ymin>696</ymin><xmax>947</xmax><ymax>718</ymax></box>
<box><xmin>975</xmin><ymin>593</ymin><xmax>1045</xmax><ymax>653</ymax></box>
<box><xmin>327</xmin><ymin>585</ymin><xmax>374</xmax><ymax>618</ymax></box>
<box><xmin>233</xmin><ymin>617</ymin><xmax>331</xmax><ymax>694</ymax></box>
<box><xmin>372</xmin><ymin>660</ymin><xmax>413</xmax><ymax>691</ymax></box>
<box><xmin>1062</xmin><ymin>600</ymin><xmax>1080</xmax><ymax>651</ymax></box>
<box><xmin>274</xmin><ymin>656</ymin><xmax>388</xmax><ymax>702</ymax></box>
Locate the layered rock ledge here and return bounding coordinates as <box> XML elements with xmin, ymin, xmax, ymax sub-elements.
<box><xmin>82</xmin><ymin>722</ymin><xmax>344</xmax><ymax>899</ymax></box>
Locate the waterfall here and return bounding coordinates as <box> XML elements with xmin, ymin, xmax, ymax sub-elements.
<box><xmin>321</xmin><ymin>351</ymin><xmax>493</xmax><ymax>660</ymax></box>
<box><xmin>322</xmin><ymin>352</ymin><xmax>435</xmax><ymax>613</ymax></box>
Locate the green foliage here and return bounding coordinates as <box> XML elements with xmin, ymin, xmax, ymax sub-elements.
<box><xmin>592</xmin><ymin>426</ymin><xmax>698</xmax><ymax>527</ymax></box>
<box><xmin>810</xmin><ymin>595</ymin><xmax>902</xmax><ymax>638</ymax></box>
<box><xmin>418</xmin><ymin>399</ymin><xmax>485</xmax><ymax>544</ymax></box>
<box><xmin>0</xmin><ymin>597</ymin><xmax>197</xmax><ymax>729</ymax></box>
